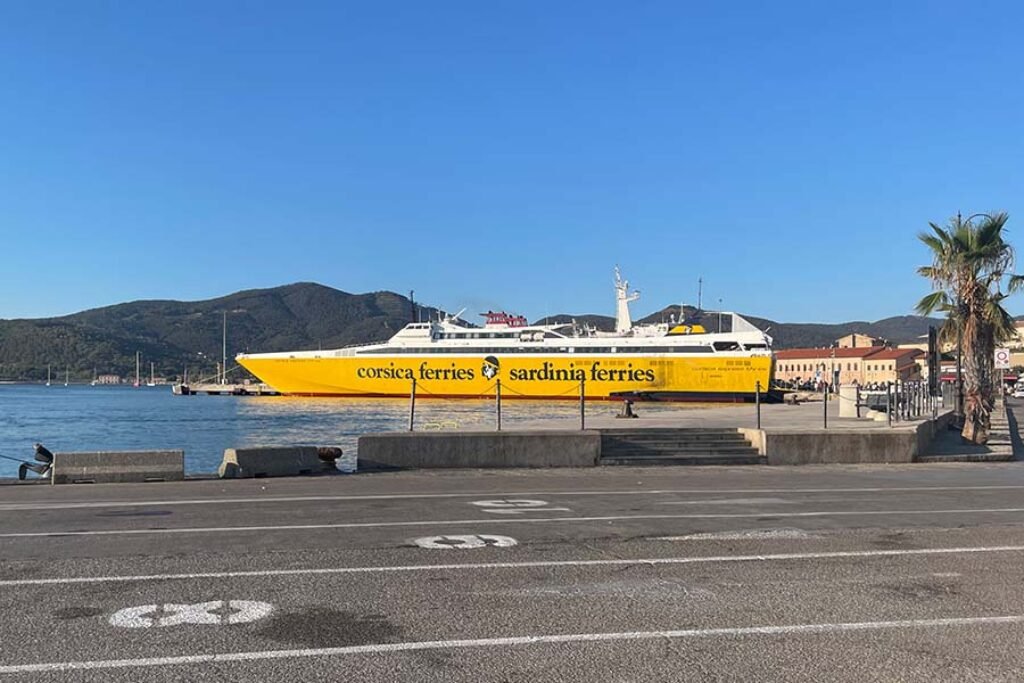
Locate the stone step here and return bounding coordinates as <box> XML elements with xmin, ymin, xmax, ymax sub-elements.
<box><xmin>598</xmin><ymin>444</ymin><xmax>753</xmax><ymax>454</ymax></box>
<box><xmin>601</xmin><ymin>433</ymin><xmax>749</xmax><ymax>443</ymax></box>
<box><xmin>601</xmin><ymin>443</ymin><xmax>760</xmax><ymax>454</ymax></box>
<box><xmin>603</xmin><ymin>447</ymin><xmax>761</xmax><ymax>458</ymax></box>
<box><xmin>598</xmin><ymin>428</ymin><xmax>741</xmax><ymax>436</ymax></box>
<box><xmin>601</xmin><ymin>454</ymin><xmax>765</xmax><ymax>466</ymax></box>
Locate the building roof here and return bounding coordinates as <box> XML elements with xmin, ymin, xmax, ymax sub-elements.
<box><xmin>775</xmin><ymin>347</ymin><xmax>885</xmax><ymax>360</ymax></box>
<box><xmin>775</xmin><ymin>346</ymin><xmax>926</xmax><ymax>362</ymax></box>
<box><xmin>867</xmin><ymin>348</ymin><xmax>923</xmax><ymax>361</ymax></box>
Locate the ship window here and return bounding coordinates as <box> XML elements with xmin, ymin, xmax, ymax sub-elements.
<box><xmin>713</xmin><ymin>342</ymin><xmax>741</xmax><ymax>351</ymax></box>
<box><xmin>744</xmin><ymin>344</ymin><xmax>768</xmax><ymax>350</ymax></box>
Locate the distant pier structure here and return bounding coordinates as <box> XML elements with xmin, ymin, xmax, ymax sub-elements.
<box><xmin>173</xmin><ymin>382</ymin><xmax>279</xmax><ymax>396</ymax></box>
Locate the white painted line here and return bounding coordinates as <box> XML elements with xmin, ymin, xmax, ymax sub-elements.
<box><xmin>655</xmin><ymin>528</ymin><xmax>818</xmax><ymax>541</ymax></box>
<box><xmin>2</xmin><ymin>544</ymin><xmax>1023</xmax><ymax>587</ymax></box>
<box><xmin>7</xmin><ymin>507</ymin><xmax>1024</xmax><ymax>538</ymax></box>
<box><xmin>656</xmin><ymin>498</ymin><xmax>794</xmax><ymax>506</ymax></box>
<box><xmin>413</xmin><ymin>535</ymin><xmax>518</xmax><ymax>549</ymax></box>
<box><xmin>2</xmin><ymin>485</ymin><xmax>1023</xmax><ymax>511</ymax></box>
<box><xmin>471</xmin><ymin>499</ymin><xmax>551</xmax><ymax>508</ymax></box>
<box><xmin>1</xmin><ymin>615</ymin><xmax>1022</xmax><ymax>673</ymax></box>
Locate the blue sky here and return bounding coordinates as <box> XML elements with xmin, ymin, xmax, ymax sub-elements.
<box><xmin>2</xmin><ymin>1</ymin><xmax>1023</xmax><ymax>324</ymax></box>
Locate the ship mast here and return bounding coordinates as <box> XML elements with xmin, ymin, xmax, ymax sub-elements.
<box><xmin>614</xmin><ymin>267</ymin><xmax>640</xmax><ymax>334</ymax></box>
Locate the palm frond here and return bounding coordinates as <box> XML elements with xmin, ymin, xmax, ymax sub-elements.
<box><xmin>915</xmin><ymin>290</ymin><xmax>950</xmax><ymax>316</ymax></box>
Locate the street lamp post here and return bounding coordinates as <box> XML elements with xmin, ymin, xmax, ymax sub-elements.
<box><xmin>830</xmin><ymin>343</ymin><xmax>837</xmax><ymax>394</ymax></box>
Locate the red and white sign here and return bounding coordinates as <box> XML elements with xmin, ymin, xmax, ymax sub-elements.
<box><xmin>995</xmin><ymin>348</ymin><xmax>1012</xmax><ymax>369</ymax></box>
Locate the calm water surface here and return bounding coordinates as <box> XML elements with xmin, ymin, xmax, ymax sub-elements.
<box><xmin>0</xmin><ymin>385</ymin><xmax>701</xmax><ymax>476</ymax></box>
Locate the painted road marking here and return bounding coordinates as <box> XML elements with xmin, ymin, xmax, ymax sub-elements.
<box><xmin>7</xmin><ymin>506</ymin><xmax>1024</xmax><ymax>538</ymax></box>
<box><xmin>656</xmin><ymin>498</ymin><xmax>795</xmax><ymax>506</ymax></box>
<box><xmin>109</xmin><ymin>601</ymin><xmax>273</xmax><ymax>628</ymax></box>
<box><xmin>414</xmin><ymin>535</ymin><xmax>518</xmax><ymax>549</ymax></box>
<box><xmin>3</xmin><ymin>485</ymin><xmax>1023</xmax><ymax>511</ymax></box>
<box><xmin>654</xmin><ymin>528</ymin><xmax>819</xmax><ymax>540</ymax></box>
<box><xmin>3</xmin><ymin>544</ymin><xmax>1024</xmax><ymax>587</ymax></box>
<box><xmin>2</xmin><ymin>615</ymin><xmax>1023</xmax><ymax>673</ymax></box>
<box><xmin>471</xmin><ymin>499</ymin><xmax>571</xmax><ymax>515</ymax></box>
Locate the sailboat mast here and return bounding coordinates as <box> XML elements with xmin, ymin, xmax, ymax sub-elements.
<box><xmin>135</xmin><ymin>352</ymin><xmax>140</xmax><ymax>387</ymax></box>
<box><xmin>222</xmin><ymin>311</ymin><xmax>227</xmax><ymax>385</ymax></box>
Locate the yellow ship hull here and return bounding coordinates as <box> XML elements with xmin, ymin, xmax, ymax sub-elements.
<box><xmin>238</xmin><ymin>354</ymin><xmax>774</xmax><ymax>402</ymax></box>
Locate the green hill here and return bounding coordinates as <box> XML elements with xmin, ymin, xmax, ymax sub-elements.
<box><xmin>0</xmin><ymin>283</ymin><xmax>440</xmax><ymax>382</ymax></box>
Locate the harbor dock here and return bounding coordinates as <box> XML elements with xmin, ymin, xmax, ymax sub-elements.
<box><xmin>173</xmin><ymin>382</ymin><xmax>279</xmax><ymax>396</ymax></box>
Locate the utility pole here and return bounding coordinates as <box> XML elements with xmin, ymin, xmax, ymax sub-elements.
<box><xmin>222</xmin><ymin>311</ymin><xmax>227</xmax><ymax>385</ymax></box>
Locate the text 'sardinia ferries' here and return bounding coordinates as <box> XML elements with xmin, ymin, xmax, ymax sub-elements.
<box><xmin>237</xmin><ymin>270</ymin><xmax>775</xmax><ymax>402</ymax></box>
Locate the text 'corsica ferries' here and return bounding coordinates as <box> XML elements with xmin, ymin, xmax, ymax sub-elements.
<box><xmin>236</xmin><ymin>270</ymin><xmax>775</xmax><ymax>402</ymax></box>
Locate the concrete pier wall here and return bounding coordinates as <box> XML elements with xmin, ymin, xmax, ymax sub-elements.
<box><xmin>52</xmin><ymin>450</ymin><xmax>184</xmax><ymax>484</ymax></box>
<box><xmin>358</xmin><ymin>431</ymin><xmax>601</xmax><ymax>469</ymax></box>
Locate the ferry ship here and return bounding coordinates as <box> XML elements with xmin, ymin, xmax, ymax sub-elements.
<box><xmin>236</xmin><ymin>270</ymin><xmax>775</xmax><ymax>402</ymax></box>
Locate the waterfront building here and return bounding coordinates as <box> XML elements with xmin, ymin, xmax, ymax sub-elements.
<box><xmin>861</xmin><ymin>348</ymin><xmax>923</xmax><ymax>384</ymax></box>
<box><xmin>836</xmin><ymin>333</ymin><xmax>886</xmax><ymax>348</ymax></box>
<box><xmin>775</xmin><ymin>347</ymin><xmax>923</xmax><ymax>387</ymax></box>
<box><xmin>774</xmin><ymin>347</ymin><xmax>883</xmax><ymax>387</ymax></box>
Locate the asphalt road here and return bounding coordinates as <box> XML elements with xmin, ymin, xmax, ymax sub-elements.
<box><xmin>3</xmin><ymin>463</ymin><xmax>1024</xmax><ymax>681</ymax></box>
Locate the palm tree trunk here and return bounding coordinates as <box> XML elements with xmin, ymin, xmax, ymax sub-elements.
<box><xmin>961</xmin><ymin>313</ymin><xmax>992</xmax><ymax>445</ymax></box>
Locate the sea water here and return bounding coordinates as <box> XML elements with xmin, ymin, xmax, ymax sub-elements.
<box><xmin>0</xmin><ymin>384</ymin><xmax>690</xmax><ymax>477</ymax></box>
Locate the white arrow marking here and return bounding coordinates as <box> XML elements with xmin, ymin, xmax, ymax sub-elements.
<box><xmin>224</xmin><ymin>600</ymin><xmax>274</xmax><ymax>624</ymax></box>
<box><xmin>109</xmin><ymin>605</ymin><xmax>158</xmax><ymax>629</ymax></box>
<box><xmin>159</xmin><ymin>602</ymin><xmax>222</xmax><ymax>626</ymax></box>
<box><xmin>108</xmin><ymin>601</ymin><xmax>273</xmax><ymax>628</ymax></box>
<box><xmin>414</xmin><ymin>535</ymin><xmax>518</xmax><ymax>549</ymax></box>
<box><xmin>471</xmin><ymin>499</ymin><xmax>570</xmax><ymax>514</ymax></box>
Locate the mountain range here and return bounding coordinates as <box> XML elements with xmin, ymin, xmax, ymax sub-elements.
<box><xmin>0</xmin><ymin>283</ymin><xmax>941</xmax><ymax>382</ymax></box>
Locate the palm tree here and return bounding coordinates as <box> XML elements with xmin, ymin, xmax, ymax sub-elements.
<box><xmin>916</xmin><ymin>212</ymin><xmax>1022</xmax><ymax>444</ymax></box>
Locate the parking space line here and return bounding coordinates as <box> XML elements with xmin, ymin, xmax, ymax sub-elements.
<box><xmin>1</xmin><ymin>615</ymin><xmax>1021</xmax><ymax>674</ymax></box>
<box><xmin>1</xmin><ymin>485</ymin><xmax>1022</xmax><ymax>511</ymax></box>
<box><xmin>5</xmin><ymin>506</ymin><xmax>1024</xmax><ymax>538</ymax></box>
<box><xmin>2</xmin><ymin>544</ymin><xmax>1023</xmax><ymax>587</ymax></box>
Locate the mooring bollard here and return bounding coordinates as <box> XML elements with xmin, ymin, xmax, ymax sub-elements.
<box><xmin>495</xmin><ymin>379</ymin><xmax>502</xmax><ymax>432</ymax></box>
<box><xmin>408</xmin><ymin>378</ymin><xmax>417</xmax><ymax>432</ymax></box>
<box><xmin>755</xmin><ymin>381</ymin><xmax>761</xmax><ymax>430</ymax></box>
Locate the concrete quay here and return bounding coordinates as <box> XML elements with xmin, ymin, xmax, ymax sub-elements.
<box><xmin>361</xmin><ymin>398</ymin><xmax>1018</xmax><ymax>469</ymax></box>
<box><xmin>4</xmin><ymin>465</ymin><xmax>1024</xmax><ymax>681</ymax></box>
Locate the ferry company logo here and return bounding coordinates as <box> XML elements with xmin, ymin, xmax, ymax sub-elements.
<box><xmin>481</xmin><ymin>356</ymin><xmax>500</xmax><ymax>380</ymax></box>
